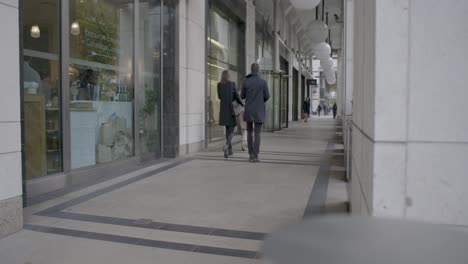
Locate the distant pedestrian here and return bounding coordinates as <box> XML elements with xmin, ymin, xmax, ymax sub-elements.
<box><xmin>333</xmin><ymin>103</ymin><xmax>338</xmax><ymax>119</ymax></box>
<box><xmin>218</xmin><ymin>70</ymin><xmax>244</xmax><ymax>159</ymax></box>
<box><xmin>241</xmin><ymin>63</ymin><xmax>270</xmax><ymax>163</ymax></box>
<box><xmin>303</xmin><ymin>97</ymin><xmax>311</xmax><ymax>122</ymax></box>
<box><xmin>317</xmin><ymin>105</ymin><xmax>322</xmax><ymax>116</ymax></box>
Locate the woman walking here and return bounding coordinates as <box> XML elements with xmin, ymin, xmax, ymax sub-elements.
<box><xmin>218</xmin><ymin>70</ymin><xmax>244</xmax><ymax>159</ymax></box>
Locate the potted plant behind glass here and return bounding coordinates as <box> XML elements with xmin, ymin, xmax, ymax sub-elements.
<box><xmin>141</xmin><ymin>84</ymin><xmax>159</xmax><ymax>154</ymax></box>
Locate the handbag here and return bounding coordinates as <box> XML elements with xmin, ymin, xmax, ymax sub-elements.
<box><xmin>232</xmin><ymin>101</ymin><xmax>243</xmax><ymax>116</ymax></box>
<box><xmin>231</xmin><ymin>82</ymin><xmax>243</xmax><ymax>116</ymax></box>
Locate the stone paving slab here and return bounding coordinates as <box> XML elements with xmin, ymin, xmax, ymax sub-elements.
<box><xmin>0</xmin><ymin>118</ymin><xmax>347</xmax><ymax>264</ymax></box>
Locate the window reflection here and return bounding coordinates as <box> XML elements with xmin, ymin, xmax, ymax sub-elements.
<box><xmin>22</xmin><ymin>0</ymin><xmax>62</xmax><ymax>179</ymax></box>
<box><xmin>69</xmin><ymin>0</ymin><xmax>135</xmax><ymax>169</ymax></box>
<box><xmin>139</xmin><ymin>0</ymin><xmax>162</xmax><ymax>161</ymax></box>
<box><xmin>207</xmin><ymin>6</ymin><xmax>241</xmax><ymax>143</ymax></box>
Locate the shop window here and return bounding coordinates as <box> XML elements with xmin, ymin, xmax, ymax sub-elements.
<box><xmin>22</xmin><ymin>0</ymin><xmax>62</xmax><ymax>179</ymax></box>
<box><xmin>69</xmin><ymin>0</ymin><xmax>135</xmax><ymax>169</ymax></box>
<box><xmin>138</xmin><ymin>0</ymin><xmax>162</xmax><ymax>160</ymax></box>
<box><xmin>207</xmin><ymin>6</ymin><xmax>242</xmax><ymax>143</ymax></box>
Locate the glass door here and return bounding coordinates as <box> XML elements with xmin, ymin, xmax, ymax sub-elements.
<box><xmin>22</xmin><ymin>0</ymin><xmax>62</xmax><ymax>179</ymax></box>
<box><xmin>280</xmin><ymin>75</ymin><xmax>289</xmax><ymax>128</ymax></box>
<box><xmin>262</xmin><ymin>71</ymin><xmax>274</xmax><ymax>132</ymax></box>
<box><xmin>292</xmin><ymin>69</ymin><xmax>299</xmax><ymax>121</ymax></box>
<box><xmin>273</xmin><ymin>73</ymin><xmax>281</xmax><ymax>131</ymax></box>
<box><xmin>139</xmin><ymin>0</ymin><xmax>162</xmax><ymax>161</ymax></box>
<box><xmin>69</xmin><ymin>0</ymin><xmax>135</xmax><ymax>169</ymax></box>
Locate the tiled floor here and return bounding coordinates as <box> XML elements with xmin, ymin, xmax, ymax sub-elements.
<box><xmin>0</xmin><ymin>117</ymin><xmax>347</xmax><ymax>264</ymax></box>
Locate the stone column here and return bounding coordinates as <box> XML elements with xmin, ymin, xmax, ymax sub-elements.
<box><xmin>245</xmin><ymin>0</ymin><xmax>256</xmax><ymax>71</ymax></box>
<box><xmin>351</xmin><ymin>0</ymin><xmax>468</xmax><ymax>226</ymax></box>
<box><xmin>178</xmin><ymin>0</ymin><xmax>206</xmax><ymax>155</ymax></box>
<box><xmin>0</xmin><ymin>0</ymin><xmax>23</xmax><ymax>239</ymax></box>
<box><xmin>273</xmin><ymin>0</ymin><xmax>280</xmax><ymax>72</ymax></box>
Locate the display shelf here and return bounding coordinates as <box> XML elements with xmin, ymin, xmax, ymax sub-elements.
<box><xmin>47</xmin><ymin>149</ymin><xmax>60</xmax><ymax>153</ymax></box>
<box><xmin>47</xmin><ymin>168</ymin><xmax>61</xmax><ymax>174</ymax></box>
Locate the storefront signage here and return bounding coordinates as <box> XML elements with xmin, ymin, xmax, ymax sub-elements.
<box><xmin>73</xmin><ymin>0</ymin><xmax>118</xmax><ymax>65</ymax></box>
<box><xmin>307</xmin><ymin>79</ymin><xmax>317</xmax><ymax>86</ymax></box>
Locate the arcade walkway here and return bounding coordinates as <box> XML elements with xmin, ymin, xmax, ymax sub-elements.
<box><xmin>0</xmin><ymin>117</ymin><xmax>347</xmax><ymax>264</ymax></box>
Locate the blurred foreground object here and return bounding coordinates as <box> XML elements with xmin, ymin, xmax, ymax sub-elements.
<box><xmin>263</xmin><ymin>216</ymin><xmax>468</xmax><ymax>264</ymax></box>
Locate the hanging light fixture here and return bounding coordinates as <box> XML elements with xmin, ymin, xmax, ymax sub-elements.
<box><xmin>314</xmin><ymin>42</ymin><xmax>331</xmax><ymax>60</ymax></box>
<box><xmin>320</xmin><ymin>57</ymin><xmax>334</xmax><ymax>69</ymax></box>
<box><xmin>326</xmin><ymin>71</ymin><xmax>336</xmax><ymax>85</ymax></box>
<box><xmin>308</xmin><ymin>20</ymin><xmax>328</xmax><ymax>43</ymax></box>
<box><xmin>289</xmin><ymin>0</ymin><xmax>320</xmax><ymax>9</ymax></box>
<box><xmin>71</xmin><ymin>21</ymin><xmax>80</xmax><ymax>36</ymax></box>
<box><xmin>31</xmin><ymin>25</ymin><xmax>40</xmax><ymax>38</ymax></box>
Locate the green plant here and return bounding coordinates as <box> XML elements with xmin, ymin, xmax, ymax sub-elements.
<box><xmin>142</xmin><ymin>85</ymin><xmax>157</xmax><ymax>115</ymax></box>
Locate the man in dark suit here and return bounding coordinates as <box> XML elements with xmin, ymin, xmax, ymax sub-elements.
<box><xmin>241</xmin><ymin>63</ymin><xmax>270</xmax><ymax>162</ymax></box>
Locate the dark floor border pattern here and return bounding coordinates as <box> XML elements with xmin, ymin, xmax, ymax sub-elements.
<box><xmin>24</xmin><ymin>224</ymin><xmax>259</xmax><ymax>259</ymax></box>
<box><xmin>27</xmin><ymin>131</ymin><xmax>342</xmax><ymax>258</ymax></box>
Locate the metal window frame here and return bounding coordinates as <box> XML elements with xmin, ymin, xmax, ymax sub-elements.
<box><xmin>19</xmin><ymin>0</ymin><xmax>26</xmax><ymax>206</ymax></box>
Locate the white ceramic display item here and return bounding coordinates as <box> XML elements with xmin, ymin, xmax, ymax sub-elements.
<box><xmin>24</xmin><ymin>81</ymin><xmax>39</xmax><ymax>94</ymax></box>
<box><xmin>100</xmin><ymin>123</ymin><xmax>114</xmax><ymax>146</ymax></box>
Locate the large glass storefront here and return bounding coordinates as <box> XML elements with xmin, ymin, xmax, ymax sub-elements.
<box><xmin>23</xmin><ymin>0</ymin><xmax>62</xmax><ymax>179</ymax></box>
<box><xmin>68</xmin><ymin>0</ymin><xmax>135</xmax><ymax>169</ymax></box>
<box><xmin>263</xmin><ymin>72</ymin><xmax>289</xmax><ymax>132</ymax></box>
<box><xmin>206</xmin><ymin>3</ymin><xmax>244</xmax><ymax>143</ymax></box>
<box><xmin>301</xmin><ymin>74</ymin><xmax>306</xmax><ymax>112</ymax></box>
<box><xmin>21</xmin><ymin>0</ymin><xmax>174</xmax><ymax>193</ymax></box>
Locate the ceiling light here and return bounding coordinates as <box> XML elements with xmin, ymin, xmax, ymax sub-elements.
<box><xmin>315</xmin><ymin>42</ymin><xmax>331</xmax><ymax>60</ymax></box>
<box><xmin>208</xmin><ymin>63</ymin><xmax>225</xmax><ymax>70</ymax></box>
<box><xmin>289</xmin><ymin>0</ymin><xmax>320</xmax><ymax>9</ymax></box>
<box><xmin>208</xmin><ymin>37</ymin><xmax>226</xmax><ymax>50</ymax></box>
<box><xmin>31</xmin><ymin>25</ymin><xmax>40</xmax><ymax>38</ymax></box>
<box><xmin>320</xmin><ymin>57</ymin><xmax>334</xmax><ymax>69</ymax></box>
<box><xmin>71</xmin><ymin>21</ymin><xmax>80</xmax><ymax>36</ymax></box>
<box><xmin>308</xmin><ymin>20</ymin><xmax>328</xmax><ymax>43</ymax></box>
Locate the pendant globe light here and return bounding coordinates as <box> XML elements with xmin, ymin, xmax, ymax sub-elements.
<box><xmin>314</xmin><ymin>42</ymin><xmax>331</xmax><ymax>60</ymax></box>
<box><xmin>324</xmin><ymin>68</ymin><xmax>334</xmax><ymax>78</ymax></box>
<box><xmin>308</xmin><ymin>20</ymin><xmax>328</xmax><ymax>43</ymax></box>
<box><xmin>326</xmin><ymin>71</ymin><xmax>336</xmax><ymax>84</ymax></box>
<box><xmin>289</xmin><ymin>0</ymin><xmax>321</xmax><ymax>9</ymax></box>
<box><xmin>31</xmin><ymin>25</ymin><xmax>40</xmax><ymax>38</ymax></box>
<box><xmin>320</xmin><ymin>57</ymin><xmax>334</xmax><ymax>69</ymax></box>
<box><xmin>71</xmin><ymin>21</ymin><xmax>80</xmax><ymax>36</ymax></box>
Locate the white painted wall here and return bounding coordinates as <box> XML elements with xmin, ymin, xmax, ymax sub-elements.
<box><xmin>178</xmin><ymin>0</ymin><xmax>206</xmax><ymax>154</ymax></box>
<box><xmin>351</xmin><ymin>0</ymin><xmax>468</xmax><ymax>225</ymax></box>
<box><xmin>0</xmin><ymin>0</ymin><xmax>22</xmax><ymax>202</ymax></box>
